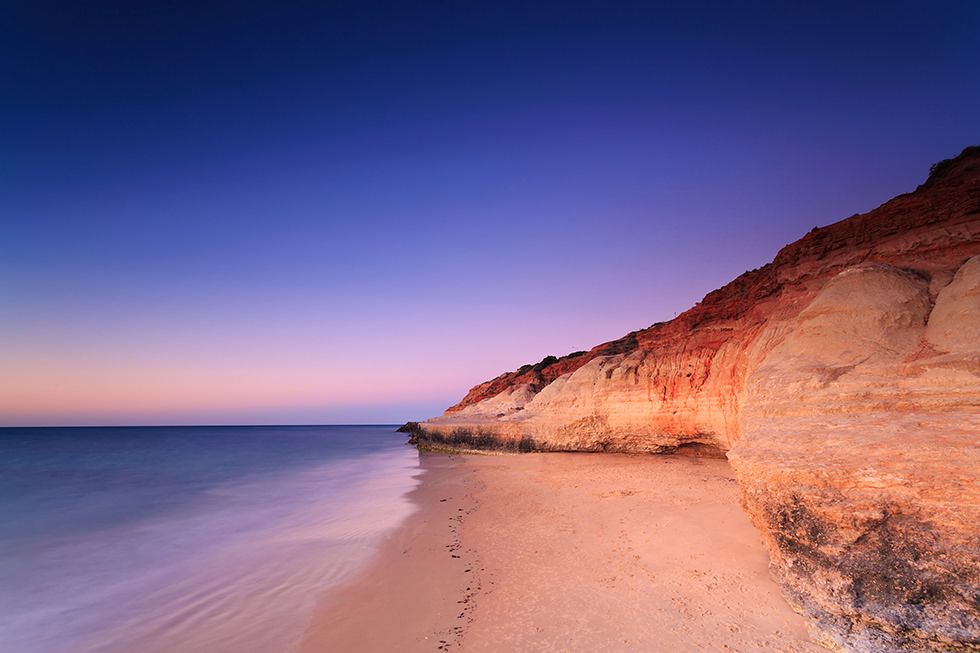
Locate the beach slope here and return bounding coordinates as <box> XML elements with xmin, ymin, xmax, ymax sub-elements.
<box><xmin>301</xmin><ymin>451</ymin><xmax>820</xmax><ymax>652</ymax></box>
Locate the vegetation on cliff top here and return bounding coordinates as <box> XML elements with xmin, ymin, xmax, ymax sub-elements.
<box><xmin>922</xmin><ymin>144</ymin><xmax>980</xmax><ymax>188</ymax></box>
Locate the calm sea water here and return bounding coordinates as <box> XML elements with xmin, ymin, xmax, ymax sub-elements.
<box><xmin>0</xmin><ymin>425</ymin><xmax>421</xmax><ymax>653</ymax></box>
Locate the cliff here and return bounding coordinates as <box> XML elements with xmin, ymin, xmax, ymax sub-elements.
<box><xmin>413</xmin><ymin>145</ymin><xmax>980</xmax><ymax>651</ymax></box>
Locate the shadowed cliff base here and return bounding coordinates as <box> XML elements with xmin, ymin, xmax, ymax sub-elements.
<box><xmin>399</xmin><ymin>421</ymin><xmax>727</xmax><ymax>457</ymax></box>
<box><xmin>410</xmin><ymin>146</ymin><xmax>980</xmax><ymax>651</ymax></box>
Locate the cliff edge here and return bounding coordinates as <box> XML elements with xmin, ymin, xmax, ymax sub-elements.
<box><xmin>413</xmin><ymin>145</ymin><xmax>980</xmax><ymax>651</ymax></box>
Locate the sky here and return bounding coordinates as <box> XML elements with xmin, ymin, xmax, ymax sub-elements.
<box><xmin>2</xmin><ymin>0</ymin><xmax>979</xmax><ymax>426</ymax></box>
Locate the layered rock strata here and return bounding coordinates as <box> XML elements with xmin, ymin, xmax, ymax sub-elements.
<box><xmin>730</xmin><ymin>258</ymin><xmax>980</xmax><ymax>651</ymax></box>
<box><xmin>413</xmin><ymin>146</ymin><xmax>980</xmax><ymax>651</ymax></box>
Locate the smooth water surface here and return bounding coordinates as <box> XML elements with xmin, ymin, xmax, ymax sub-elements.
<box><xmin>0</xmin><ymin>425</ymin><xmax>420</xmax><ymax>652</ymax></box>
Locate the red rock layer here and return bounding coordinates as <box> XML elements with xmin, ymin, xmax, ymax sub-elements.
<box><xmin>424</xmin><ymin>146</ymin><xmax>980</xmax><ymax>453</ymax></box>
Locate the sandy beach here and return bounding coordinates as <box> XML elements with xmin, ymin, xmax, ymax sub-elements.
<box><xmin>300</xmin><ymin>451</ymin><xmax>821</xmax><ymax>652</ymax></box>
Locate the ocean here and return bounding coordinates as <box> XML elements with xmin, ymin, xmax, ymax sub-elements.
<box><xmin>0</xmin><ymin>425</ymin><xmax>421</xmax><ymax>653</ymax></box>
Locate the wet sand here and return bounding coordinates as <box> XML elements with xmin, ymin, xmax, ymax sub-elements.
<box><xmin>300</xmin><ymin>451</ymin><xmax>821</xmax><ymax>652</ymax></box>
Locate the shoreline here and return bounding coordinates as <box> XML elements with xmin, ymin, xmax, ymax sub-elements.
<box><xmin>298</xmin><ymin>451</ymin><xmax>479</xmax><ymax>651</ymax></box>
<box><xmin>300</xmin><ymin>451</ymin><xmax>821</xmax><ymax>652</ymax></box>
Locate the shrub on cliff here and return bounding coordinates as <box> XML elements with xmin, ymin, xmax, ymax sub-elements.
<box><xmin>923</xmin><ymin>144</ymin><xmax>980</xmax><ymax>187</ymax></box>
<box><xmin>532</xmin><ymin>355</ymin><xmax>559</xmax><ymax>372</ymax></box>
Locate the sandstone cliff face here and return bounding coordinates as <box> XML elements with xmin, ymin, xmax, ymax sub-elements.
<box><xmin>415</xmin><ymin>146</ymin><xmax>980</xmax><ymax>650</ymax></box>
<box><xmin>730</xmin><ymin>258</ymin><xmax>980</xmax><ymax>651</ymax></box>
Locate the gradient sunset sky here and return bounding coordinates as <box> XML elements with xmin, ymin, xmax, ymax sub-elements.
<box><xmin>3</xmin><ymin>1</ymin><xmax>979</xmax><ymax>426</ymax></box>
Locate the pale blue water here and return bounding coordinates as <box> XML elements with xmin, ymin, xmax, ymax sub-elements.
<box><xmin>0</xmin><ymin>425</ymin><xmax>421</xmax><ymax>653</ymax></box>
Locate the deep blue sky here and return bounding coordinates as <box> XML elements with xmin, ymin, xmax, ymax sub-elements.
<box><xmin>3</xmin><ymin>0</ymin><xmax>978</xmax><ymax>425</ymax></box>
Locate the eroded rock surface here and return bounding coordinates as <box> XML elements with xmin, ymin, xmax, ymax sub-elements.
<box><xmin>414</xmin><ymin>146</ymin><xmax>980</xmax><ymax>649</ymax></box>
<box><xmin>730</xmin><ymin>257</ymin><xmax>980</xmax><ymax>651</ymax></box>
